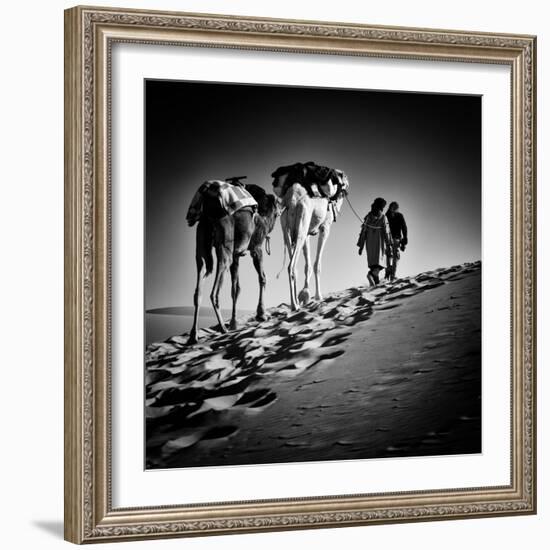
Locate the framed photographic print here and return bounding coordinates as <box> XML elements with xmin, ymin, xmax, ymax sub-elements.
<box><xmin>64</xmin><ymin>6</ymin><xmax>537</xmax><ymax>544</ymax></box>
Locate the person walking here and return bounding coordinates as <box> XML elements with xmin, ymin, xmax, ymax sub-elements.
<box><xmin>357</xmin><ymin>197</ymin><xmax>393</xmax><ymax>286</ymax></box>
<box><xmin>385</xmin><ymin>201</ymin><xmax>408</xmax><ymax>281</ymax></box>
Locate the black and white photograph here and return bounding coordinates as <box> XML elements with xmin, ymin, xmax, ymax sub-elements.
<box><xmin>144</xmin><ymin>79</ymin><xmax>482</xmax><ymax>470</ymax></box>
<box><xmin>2</xmin><ymin>0</ymin><xmax>543</xmax><ymax>546</ymax></box>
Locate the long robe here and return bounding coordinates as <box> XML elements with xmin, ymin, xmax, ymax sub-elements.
<box><xmin>357</xmin><ymin>212</ymin><xmax>393</xmax><ymax>269</ymax></box>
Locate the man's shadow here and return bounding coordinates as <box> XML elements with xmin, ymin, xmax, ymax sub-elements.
<box><xmin>33</xmin><ymin>520</ymin><xmax>64</xmax><ymax>539</ymax></box>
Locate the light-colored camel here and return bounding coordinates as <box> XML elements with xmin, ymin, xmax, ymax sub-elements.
<box><xmin>273</xmin><ymin>171</ymin><xmax>349</xmax><ymax>310</ymax></box>
<box><xmin>187</xmin><ymin>183</ymin><xmax>278</xmax><ymax>344</ymax></box>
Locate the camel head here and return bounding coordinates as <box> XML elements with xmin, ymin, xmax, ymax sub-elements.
<box><xmin>334</xmin><ymin>169</ymin><xmax>350</xmax><ymax>195</ymax></box>
<box><xmin>271</xmin><ymin>171</ymin><xmax>288</xmax><ymax>198</ymax></box>
<box><xmin>245</xmin><ymin>184</ymin><xmax>280</xmax><ymax>234</ymax></box>
<box><xmin>261</xmin><ymin>193</ymin><xmax>281</xmax><ymax>234</ymax></box>
<box><xmin>331</xmin><ymin>169</ymin><xmax>350</xmax><ymax>214</ymax></box>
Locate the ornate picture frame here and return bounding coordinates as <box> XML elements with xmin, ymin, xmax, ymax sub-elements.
<box><xmin>64</xmin><ymin>5</ymin><xmax>536</xmax><ymax>544</ymax></box>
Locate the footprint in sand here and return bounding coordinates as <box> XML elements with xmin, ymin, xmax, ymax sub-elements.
<box><xmin>321</xmin><ymin>332</ymin><xmax>352</xmax><ymax>347</ymax></box>
<box><xmin>204</xmin><ymin>393</ymin><xmax>245</xmax><ymax>411</ymax></box>
<box><xmin>295</xmin><ymin>379</ymin><xmax>328</xmax><ymax>391</ymax></box>
<box><xmin>234</xmin><ymin>388</ymin><xmax>271</xmax><ymax>406</ymax></box>
<box><xmin>161</xmin><ymin>430</ymin><xmax>206</xmax><ymax>456</ymax></box>
<box><xmin>422</xmin><ymin>342</ymin><xmax>440</xmax><ymax>350</ymax></box>
<box><xmin>202</xmin><ymin>425</ymin><xmax>239</xmax><ymax>440</ymax></box>
<box><xmin>246</xmin><ymin>391</ymin><xmax>278</xmax><ymax>410</ymax></box>
<box><xmin>283</xmin><ymin>440</ymin><xmax>309</xmax><ymax>448</ymax></box>
<box><xmin>374</xmin><ymin>303</ymin><xmax>401</xmax><ymax>312</ymax></box>
<box><xmin>374</xmin><ymin>374</ymin><xmax>410</xmax><ymax>387</ymax></box>
<box><xmin>146</xmin><ymin>261</ymin><xmax>481</xmax><ymax>465</ymax></box>
<box><xmin>162</xmin><ymin>424</ymin><xmax>240</xmax><ymax>457</ymax></box>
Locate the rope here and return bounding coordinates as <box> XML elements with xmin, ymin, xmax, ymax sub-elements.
<box><xmin>345</xmin><ymin>193</ymin><xmax>365</xmax><ymax>223</ymax></box>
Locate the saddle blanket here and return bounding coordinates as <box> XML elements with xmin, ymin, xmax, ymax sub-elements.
<box><xmin>186</xmin><ymin>180</ymin><xmax>257</xmax><ymax>226</ymax></box>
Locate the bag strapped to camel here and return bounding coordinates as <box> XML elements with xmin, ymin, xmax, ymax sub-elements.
<box><xmin>186</xmin><ymin>179</ymin><xmax>258</xmax><ymax>226</ymax></box>
<box><xmin>272</xmin><ymin>161</ymin><xmax>346</xmax><ymax>201</ymax></box>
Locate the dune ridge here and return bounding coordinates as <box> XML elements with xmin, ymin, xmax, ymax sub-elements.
<box><xmin>146</xmin><ymin>261</ymin><xmax>481</xmax><ymax>469</ymax></box>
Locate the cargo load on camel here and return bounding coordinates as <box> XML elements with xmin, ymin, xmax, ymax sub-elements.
<box><xmin>186</xmin><ymin>178</ymin><xmax>258</xmax><ymax>226</ymax></box>
<box><xmin>271</xmin><ymin>161</ymin><xmax>349</xmax><ymax>201</ymax></box>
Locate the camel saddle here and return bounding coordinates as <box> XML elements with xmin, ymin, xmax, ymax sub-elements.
<box><xmin>186</xmin><ymin>180</ymin><xmax>258</xmax><ymax>226</ymax></box>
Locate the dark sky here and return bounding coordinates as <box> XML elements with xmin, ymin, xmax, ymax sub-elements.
<box><xmin>145</xmin><ymin>79</ymin><xmax>481</xmax><ymax>311</ymax></box>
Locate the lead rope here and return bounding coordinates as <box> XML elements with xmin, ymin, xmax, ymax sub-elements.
<box><xmin>345</xmin><ymin>193</ymin><xmax>364</xmax><ymax>223</ymax></box>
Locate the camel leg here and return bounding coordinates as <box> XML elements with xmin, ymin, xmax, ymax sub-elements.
<box><xmin>298</xmin><ymin>237</ymin><xmax>312</xmax><ymax>305</ymax></box>
<box><xmin>227</xmin><ymin>208</ymin><xmax>255</xmax><ymax>330</ymax></box>
<box><xmin>288</xmin><ymin>233</ymin><xmax>306</xmax><ymax>311</ymax></box>
<box><xmin>286</xmin><ymin>203</ymin><xmax>310</xmax><ymax>311</ymax></box>
<box><xmin>188</xmin><ymin>222</ymin><xmax>212</xmax><ymax>345</ymax></box>
<box><xmin>313</xmin><ymin>224</ymin><xmax>330</xmax><ymax>301</ymax></box>
<box><xmin>229</xmin><ymin>254</ymin><xmax>241</xmax><ymax>331</ymax></box>
<box><xmin>280</xmin><ymin>211</ymin><xmax>296</xmax><ymax>310</ymax></box>
<box><xmin>188</xmin><ymin>260</ymin><xmax>207</xmax><ymax>345</ymax></box>
<box><xmin>251</xmin><ymin>246</ymin><xmax>267</xmax><ymax>322</ymax></box>
<box><xmin>210</xmin><ymin>245</ymin><xmax>231</xmax><ymax>334</ymax></box>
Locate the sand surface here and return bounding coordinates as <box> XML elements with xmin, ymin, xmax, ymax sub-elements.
<box><xmin>146</xmin><ymin>262</ymin><xmax>481</xmax><ymax>469</ymax></box>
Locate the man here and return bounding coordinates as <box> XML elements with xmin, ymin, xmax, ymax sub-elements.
<box><xmin>385</xmin><ymin>202</ymin><xmax>408</xmax><ymax>281</ymax></box>
<box><xmin>357</xmin><ymin>197</ymin><xmax>393</xmax><ymax>286</ymax></box>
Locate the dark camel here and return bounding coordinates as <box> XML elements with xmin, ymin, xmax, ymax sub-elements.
<box><xmin>187</xmin><ymin>184</ymin><xmax>279</xmax><ymax>344</ymax></box>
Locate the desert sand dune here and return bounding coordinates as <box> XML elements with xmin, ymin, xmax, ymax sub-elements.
<box><xmin>146</xmin><ymin>261</ymin><xmax>481</xmax><ymax>469</ymax></box>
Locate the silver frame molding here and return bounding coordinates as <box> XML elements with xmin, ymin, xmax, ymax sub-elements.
<box><xmin>64</xmin><ymin>5</ymin><xmax>537</xmax><ymax>544</ymax></box>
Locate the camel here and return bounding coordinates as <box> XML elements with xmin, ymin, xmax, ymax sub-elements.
<box><xmin>272</xmin><ymin>166</ymin><xmax>349</xmax><ymax>311</ymax></box>
<box><xmin>186</xmin><ymin>182</ymin><xmax>279</xmax><ymax>344</ymax></box>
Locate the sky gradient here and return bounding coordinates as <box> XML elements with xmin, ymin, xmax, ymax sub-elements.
<box><xmin>145</xmin><ymin>80</ymin><xmax>481</xmax><ymax>314</ymax></box>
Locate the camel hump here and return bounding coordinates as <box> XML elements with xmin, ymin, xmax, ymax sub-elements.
<box><xmin>272</xmin><ymin>162</ymin><xmax>349</xmax><ymax>200</ymax></box>
<box><xmin>271</xmin><ymin>162</ymin><xmax>306</xmax><ymax>180</ymax></box>
<box><xmin>271</xmin><ymin>162</ymin><xmax>311</xmax><ymax>199</ymax></box>
<box><xmin>187</xmin><ymin>180</ymin><xmax>258</xmax><ymax>225</ymax></box>
<box><xmin>304</xmin><ymin>162</ymin><xmax>335</xmax><ymax>185</ymax></box>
